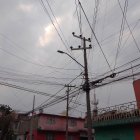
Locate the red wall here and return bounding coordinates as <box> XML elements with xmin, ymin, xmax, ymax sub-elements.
<box><xmin>38</xmin><ymin>115</ymin><xmax>86</xmax><ymax>132</ymax></box>
<box><xmin>134</xmin><ymin>125</ymin><xmax>140</xmax><ymax>140</ymax></box>
<box><xmin>36</xmin><ymin>131</ymin><xmax>46</xmax><ymax>140</ymax></box>
<box><xmin>133</xmin><ymin>79</ymin><xmax>140</xmax><ymax>108</ymax></box>
<box><xmin>55</xmin><ymin>133</ymin><xmax>64</xmax><ymax>140</ymax></box>
<box><xmin>55</xmin><ymin>132</ymin><xmax>79</xmax><ymax>140</ymax></box>
<box><xmin>26</xmin><ymin>114</ymin><xmax>87</xmax><ymax>140</ymax></box>
<box><xmin>133</xmin><ymin>80</ymin><xmax>140</xmax><ymax>140</ymax></box>
<box><xmin>26</xmin><ymin>130</ymin><xmax>46</xmax><ymax>140</ymax></box>
<box><xmin>31</xmin><ymin>131</ymin><xmax>80</xmax><ymax>140</ymax></box>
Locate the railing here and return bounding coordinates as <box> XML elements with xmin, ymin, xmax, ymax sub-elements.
<box><xmin>93</xmin><ymin>101</ymin><xmax>140</xmax><ymax>122</ymax></box>
<box><xmin>98</xmin><ymin>101</ymin><xmax>140</xmax><ymax>114</ymax></box>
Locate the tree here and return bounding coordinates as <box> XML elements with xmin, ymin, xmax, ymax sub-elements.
<box><xmin>0</xmin><ymin>105</ymin><xmax>16</xmax><ymax>140</ymax></box>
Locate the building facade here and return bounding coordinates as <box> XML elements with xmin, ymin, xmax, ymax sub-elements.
<box><xmin>92</xmin><ymin>79</ymin><xmax>140</xmax><ymax>140</ymax></box>
<box><xmin>14</xmin><ymin>113</ymin><xmax>87</xmax><ymax>140</ymax></box>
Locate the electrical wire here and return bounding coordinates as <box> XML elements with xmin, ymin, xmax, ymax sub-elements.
<box><xmin>35</xmin><ymin>63</ymin><xmax>140</xmax><ymax>112</ymax></box>
<box><xmin>91</xmin><ymin>0</ymin><xmax>100</xmax><ymax>40</ymax></box>
<box><xmin>30</xmin><ymin>72</ymin><xmax>83</xmax><ymax>112</ymax></box>
<box><xmin>116</xmin><ymin>63</ymin><xmax>140</xmax><ymax>75</ymax></box>
<box><xmin>114</xmin><ymin>0</ymin><xmax>128</xmax><ymax>69</ymax></box>
<box><xmin>0</xmin><ymin>33</ymin><xmax>81</xmax><ymax>78</ymax></box>
<box><xmin>0</xmin><ymin>76</ymin><xmax>66</xmax><ymax>86</ymax></box>
<box><xmin>89</xmin><ymin>62</ymin><xmax>140</xmax><ymax>87</ymax></box>
<box><xmin>1</xmin><ymin>81</ymin><xmax>83</xmax><ymax>114</ymax></box>
<box><xmin>0</xmin><ymin>47</ymin><xmax>79</xmax><ymax>71</ymax></box>
<box><xmin>100</xmin><ymin>19</ymin><xmax>140</xmax><ymax>45</ymax></box>
<box><xmin>39</xmin><ymin>0</ymin><xmax>83</xmax><ymax>73</ymax></box>
<box><xmin>0</xmin><ymin>65</ymin><xmax>83</xmax><ymax>84</ymax></box>
<box><xmin>24</xmin><ymin>63</ymin><xmax>140</xmax><ymax>114</ymax></box>
<box><xmin>92</xmin><ymin>71</ymin><xmax>140</xmax><ymax>90</ymax></box>
<box><xmin>30</xmin><ymin>88</ymin><xmax>84</xmax><ymax>114</ymax></box>
<box><xmin>27</xmin><ymin>88</ymin><xmax>83</xmax><ymax>114</ymax></box>
<box><xmin>37</xmin><ymin>86</ymin><xmax>66</xmax><ymax>109</ymax></box>
<box><xmin>70</xmin><ymin>92</ymin><xmax>80</xmax><ymax>110</ymax></box>
<box><xmin>75</xmin><ymin>0</ymin><xmax>83</xmax><ymax>36</ymax></box>
<box><xmin>0</xmin><ymin>81</ymin><xmax>54</xmax><ymax>97</ymax></box>
<box><xmin>77</xmin><ymin>0</ymin><xmax>112</xmax><ymax>72</ymax></box>
<box><xmin>118</xmin><ymin>0</ymin><xmax>140</xmax><ymax>53</ymax></box>
<box><xmin>39</xmin><ymin>0</ymin><xmax>71</xmax><ymax>54</ymax></box>
<box><xmin>121</xmin><ymin>19</ymin><xmax>140</xmax><ymax>49</ymax></box>
<box><xmin>0</xmin><ymin>79</ymin><xmax>85</xmax><ymax>114</ymax></box>
<box><xmin>69</xmin><ymin>75</ymin><xmax>84</xmax><ymax>108</ymax></box>
<box><xmin>0</xmin><ymin>33</ymin><xmax>34</xmax><ymax>59</ymax></box>
<box><xmin>44</xmin><ymin>0</ymin><xmax>70</xmax><ymax>48</ymax></box>
<box><xmin>31</xmin><ymin>85</ymin><xmax>85</xmax><ymax>114</ymax></box>
<box><xmin>30</xmin><ymin>70</ymin><xmax>140</xmax><ymax>112</ymax></box>
<box><xmin>91</xmin><ymin>57</ymin><xmax>140</xmax><ymax>80</ymax></box>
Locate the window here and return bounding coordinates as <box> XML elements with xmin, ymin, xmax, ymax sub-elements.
<box><xmin>68</xmin><ymin>135</ymin><xmax>74</xmax><ymax>140</ymax></box>
<box><xmin>46</xmin><ymin>133</ymin><xmax>54</xmax><ymax>140</ymax></box>
<box><xmin>47</xmin><ymin>117</ymin><xmax>55</xmax><ymax>125</ymax></box>
<box><xmin>68</xmin><ymin>119</ymin><xmax>77</xmax><ymax>127</ymax></box>
<box><xmin>15</xmin><ymin>122</ymin><xmax>19</xmax><ymax>129</ymax></box>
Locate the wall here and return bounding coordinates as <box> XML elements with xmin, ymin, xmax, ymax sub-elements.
<box><xmin>132</xmin><ymin>79</ymin><xmax>140</xmax><ymax>140</ymax></box>
<box><xmin>26</xmin><ymin>130</ymin><xmax>46</xmax><ymax>140</ymax></box>
<box><xmin>95</xmin><ymin>126</ymin><xmax>135</xmax><ymax>140</ymax></box>
<box><xmin>134</xmin><ymin>125</ymin><xmax>140</xmax><ymax>140</ymax></box>
<box><xmin>16</xmin><ymin>114</ymin><xmax>87</xmax><ymax>140</ymax></box>
<box><xmin>31</xmin><ymin>131</ymin><xmax>80</xmax><ymax>140</ymax></box>
<box><xmin>55</xmin><ymin>132</ymin><xmax>65</xmax><ymax>140</ymax></box>
<box><xmin>38</xmin><ymin>115</ymin><xmax>86</xmax><ymax>132</ymax></box>
<box><xmin>55</xmin><ymin>132</ymin><xmax>79</xmax><ymax>140</ymax></box>
<box><xmin>133</xmin><ymin>79</ymin><xmax>140</xmax><ymax>108</ymax></box>
<box><xmin>16</xmin><ymin>135</ymin><xmax>25</xmax><ymax>140</ymax></box>
<box><xmin>35</xmin><ymin>131</ymin><xmax>46</xmax><ymax>140</ymax></box>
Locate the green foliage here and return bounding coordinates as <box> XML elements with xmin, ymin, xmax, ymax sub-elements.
<box><xmin>0</xmin><ymin>105</ymin><xmax>14</xmax><ymax>140</ymax></box>
<box><xmin>0</xmin><ymin>105</ymin><xmax>12</xmax><ymax>115</ymax></box>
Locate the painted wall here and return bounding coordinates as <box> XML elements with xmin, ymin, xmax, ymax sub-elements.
<box><xmin>55</xmin><ymin>132</ymin><xmax>64</xmax><ymax>140</ymax></box>
<box><xmin>38</xmin><ymin>114</ymin><xmax>86</xmax><ymax>132</ymax></box>
<box><xmin>134</xmin><ymin>125</ymin><xmax>140</xmax><ymax>140</ymax></box>
<box><xmin>95</xmin><ymin>126</ymin><xmax>135</xmax><ymax>140</ymax></box>
<box><xmin>55</xmin><ymin>132</ymin><xmax>79</xmax><ymax>140</ymax></box>
<box><xmin>133</xmin><ymin>79</ymin><xmax>140</xmax><ymax>108</ymax></box>
<box><xmin>16</xmin><ymin>135</ymin><xmax>25</xmax><ymax>140</ymax></box>
<box><xmin>20</xmin><ymin>114</ymin><xmax>87</xmax><ymax>140</ymax></box>
<box><xmin>26</xmin><ymin>130</ymin><xmax>46</xmax><ymax>140</ymax></box>
<box><xmin>35</xmin><ymin>131</ymin><xmax>46</xmax><ymax>140</ymax></box>
<box><xmin>31</xmin><ymin>131</ymin><xmax>80</xmax><ymax>140</ymax></box>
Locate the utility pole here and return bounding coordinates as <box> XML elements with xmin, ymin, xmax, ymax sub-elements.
<box><xmin>65</xmin><ymin>84</ymin><xmax>75</xmax><ymax>140</ymax></box>
<box><xmin>29</xmin><ymin>95</ymin><xmax>35</xmax><ymax>140</ymax></box>
<box><xmin>71</xmin><ymin>32</ymin><xmax>92</xmax><ymax>140</ymax></box>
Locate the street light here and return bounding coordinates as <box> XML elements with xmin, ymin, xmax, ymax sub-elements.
<box><xmin>57</xmin><ymin>50</ymin><xmax>65</xmax><ymax>54</ymax></box>
<box><xmin>57</xmin><ymin>50</ymin><xmax>84</xmax><ymax>68</ymax></box>
<box><xmin>57</xmin><ymin>49</ymin><xmax>92</xmax><ymax>140</ymax></box>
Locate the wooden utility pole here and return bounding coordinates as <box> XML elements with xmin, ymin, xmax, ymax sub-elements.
<box><xmin>29</xmin><ymin>95</ymin><xmax>35</xmax><ymax>140</ymax></box>
<box><xmin>71</xmin><ymin>32</ymin><xmax>92</xmax><ymax>140</ymax></box>
<box><xmin>65</xmin><ymin>85</ymin><xmax>75</xmax><ymax>140</ymax></box>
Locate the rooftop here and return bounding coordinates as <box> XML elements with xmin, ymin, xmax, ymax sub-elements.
<box><xmin>92</xmin><ymin>101</ymin><xmax>140</xmax><ymax>128</ymax></box>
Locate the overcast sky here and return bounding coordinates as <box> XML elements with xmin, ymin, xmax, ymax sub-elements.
<box><xmin>0</xmin><ymin>0</ymin><xmax>140</xmax><ymax>117</ymax></box>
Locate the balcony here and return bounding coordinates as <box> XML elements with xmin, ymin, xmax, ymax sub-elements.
<box><xmin>92</xmin><ymin>101</ymin><xmax>140</xmax><ymax>128</ymax></box>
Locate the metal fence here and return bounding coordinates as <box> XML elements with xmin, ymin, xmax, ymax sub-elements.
<box><xmin>93</xmin><ymin>101</ymin><xmax>140</xmax><ymax>122</ymax></box>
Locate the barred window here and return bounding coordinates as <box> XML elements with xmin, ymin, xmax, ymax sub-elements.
<box><xmin>68</xmin><ymin>119</ymin><xmax>77</xmax><ymax>127</ymax></box>
<box><xmin>46</xmin><ymin>133</ymin><xmax>54</xmax><ymax>140</ymax></box>
<box><xmin>68</xmin><ymin>135</ymin><xmax>74</xmax><ymax>140</ymax></box>
<box><xmin>47</xmin><ymin>117</ymin><xmax>55</xmax><ymax>125</ymax></box>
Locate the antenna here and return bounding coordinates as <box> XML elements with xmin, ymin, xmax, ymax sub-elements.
<box><xmin>92</xmin><ymin>93</ymin><xmax>98</xmax><ymax>117</ymax></box>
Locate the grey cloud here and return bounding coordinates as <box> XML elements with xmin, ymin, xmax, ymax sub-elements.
<box><xmin>0</xmin><ymin>0</ymin><xmax>139</xmax><ymax>116</ymax></box>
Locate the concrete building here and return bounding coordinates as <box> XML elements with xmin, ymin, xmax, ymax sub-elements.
<box><xmin>14</xmin><ymin>113</ymin><xmax>87</xmax><ymax>140</ymax></box>
<box><xmin>92</xmin><ymin>79</ymin><xmax>140</xmax><ymax>140</ymax></box>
